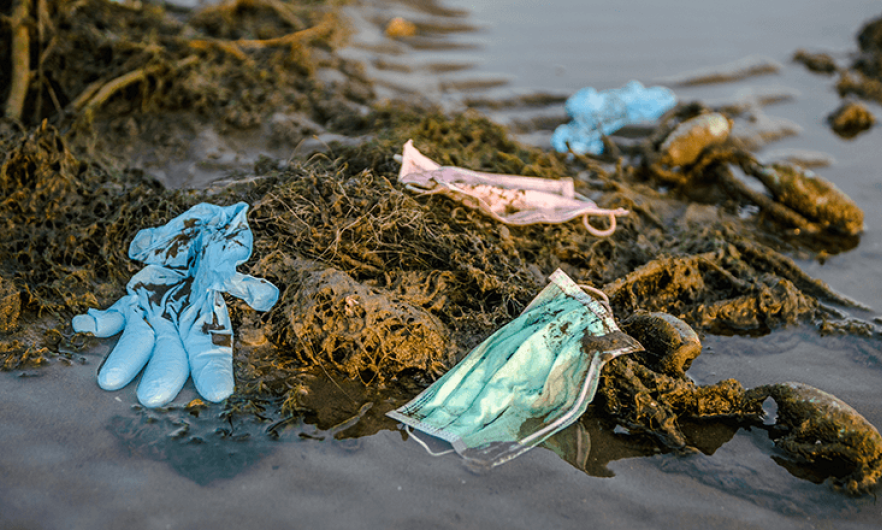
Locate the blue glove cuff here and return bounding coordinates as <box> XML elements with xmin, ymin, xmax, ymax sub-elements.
<box><xmin>223</xmin><ymin>272</ymin><xmax>280</xmax><ymax>311</ymax></box>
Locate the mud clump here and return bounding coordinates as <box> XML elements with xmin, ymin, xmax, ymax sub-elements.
<box><xmin>271</xmin><ymin>258</ymin><xmax>454</xmax><ymax>383</ymax></box>
<box><xmin>793</xmin><ymin>49</ymin><xmax>838</xmax><ymax>74</ymax></box>
<box><xmin>745</xmin><ymin>382</ymin><xmax>882</xmax><ymax>493</ymax></box>
<box><xmin>603</xmin><ymin>247</ymin><xmax>819</xmax><ymax>336</ymax></box>
<box><xmin>827</xmin><ymin>100</ymin><xmax>875</xmax><ymax>138</ymax></box>
<box><xmin>855</xmin><ymin>13</ymin><xmax>882</xmax><ymax>80</ymax></box>
<box><xmin>749</xmin><ymin>162</ymin><xmax>865</xmax><ymax>236</ymax></box>
<box><xmin>597</xmin><ymin>352</ymin><xmax>756</xmax><ymax>449</ymax></box>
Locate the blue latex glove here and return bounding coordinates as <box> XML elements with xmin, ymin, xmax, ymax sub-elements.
<box><xmin>551</xmin><ymin>80</ymin><xmax>677</xmax><ymax>155</ymax></box>
<box><xmin>72</xmin><ymin>203</ymin><xmax>279</xmax><ymax>407</ymax></box>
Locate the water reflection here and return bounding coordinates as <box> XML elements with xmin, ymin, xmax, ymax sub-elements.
<box><xmin>108</xmin><ymin>402</ymin><xmax>276</xmax><ymax>486</ymax></box>
<box><xmin>540</xmin><ymin>415</ymin><xmax>658</xmax><ymax>477</ymax></box>
<box><xmin>106</xmin><ymin>371</ymin><xmax>684</xmax><ymax>485</ymax></box>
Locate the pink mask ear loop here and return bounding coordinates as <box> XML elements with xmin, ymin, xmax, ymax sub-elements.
<box><xmin>582</xmin><ymin>212</ymin><xmax>618</xmax><ymax>237</ymax></box>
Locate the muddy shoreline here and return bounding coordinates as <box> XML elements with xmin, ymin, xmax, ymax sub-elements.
<box><xmin>2</xmin><ymin>1</ymin><xmax>882</xmax><ymax>527</ymax></box>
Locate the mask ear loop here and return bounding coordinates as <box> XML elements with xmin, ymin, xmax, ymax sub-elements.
<box><xmin>405</xmin><ymin>426</ymin><xmax>455</xmax><ymax>457</ymax></box>
<box><xmin>582</xmin><ymin>212</ymin><xmax>618</xmax><ymax>237</ymax></box>
<box><xmin>577</xmin><ymin>283</ymin><xmax>612</xmax><ymax>313</ymax></box>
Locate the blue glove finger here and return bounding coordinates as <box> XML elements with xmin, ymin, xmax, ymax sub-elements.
<box><xmin>72</xmin><ymin>296</ymin><xmax>131</xmax><ymax>337</ymax></box>
<box><xmin>223</xmin><ymin>272</ymin><xmax>280</xmax><ymax>312</ymax></box>
<box><xmin>96</xmin><ymin>297</ymin><xmax>156</xmax><ymax>391</ymax></box>
<box><xmin>181</xmin><ymin>292</ymin><xmax>235</xmax><ymax>403</ymax></box>
<box><xmin>137</xmin><ymin>315</ymin><xmax>190</xmax><ymax>408</ymax></box>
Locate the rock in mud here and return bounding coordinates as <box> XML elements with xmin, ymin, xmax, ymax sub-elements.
<box><xmin>827</xmin><ymin>100</ymin><xmax>875</xmax><ymax>138</ymax></box>
<box><xmin>744</xmin><ymin>382</ymin><xmax>882</xmax><ymax>493</ymax></box>
<box><xmin>620</xmin><ymin>312</ymin><xmax>701</xmax><ymax>378</ymax></box>
<box><xmin>749</xmin><ymin>162</ymin><xmax>865</xmax><ymax>236</ymax></box>
<box><xmin>385</xmin><ymin>17</ymin><xmax>418</xmax><ymax>38</ymax></box>
<box><xmin>657</xmin><ymin>112</ymin><xmax>731</xmax><ymax>168</ymax></box>
<box><xmin>793</xmin><ymin>49</ymin><xmax>838</xmax><ymax>74</ymax></box>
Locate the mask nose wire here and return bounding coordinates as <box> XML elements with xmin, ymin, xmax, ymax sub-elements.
<box><xmin>405</xmin><ymin>425</ymin><xmax>455</xmax><ymax>457</ymax></box>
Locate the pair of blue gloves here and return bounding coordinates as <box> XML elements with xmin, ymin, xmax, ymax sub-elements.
<box><xmin>72</xmin><ymin>203</ymin><xmax>279</xmax><ymax>407</ymax></box>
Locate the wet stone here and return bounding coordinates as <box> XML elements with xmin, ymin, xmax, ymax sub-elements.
<box><xmin>620</xmin><ymin>312</ymin><xmax>702</xmax><ymax>378</ymax></box>
<box><xmin>657</xmin><ymin>112</ymin><xmax>731</xmax><ymax>168</ymax></box>
<box><xmin>827</xmin><ymin>100</ymin><xmax>875</xmax><ymax>138</ymax></box>
<box><xmin>751</xmin><ymin>162</ymin><xmax>865</xmax><ymax>236</ymax></box>
<box><xmin>744</xmin><ymin>382</ymin><xmax>882</xmax><ymax>493</ymax></box>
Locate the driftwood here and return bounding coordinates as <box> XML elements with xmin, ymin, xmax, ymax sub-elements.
<box><xmin>4</xmin><ymin>0</ymin><xmax>31</xmax><ymax>121</ymax></box>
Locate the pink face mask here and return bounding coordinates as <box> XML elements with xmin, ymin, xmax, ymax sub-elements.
<box><xmin>397</xmin><ymin>140</ymin><xmax>629</xmax><ymax>237</ymax></box>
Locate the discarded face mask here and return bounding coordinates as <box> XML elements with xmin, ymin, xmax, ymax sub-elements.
<box><xmin>398</xmin><ymin>140</ymin><xmax>629</xmax><ymax>236</ymax></box>
<box><xmin>387</xmin><ymin>269</ymin><xmax>642</xmax><ymax>468</ymax></box>
<box><xmin>72</xmin><ymin>202</ymin><xmax>279</xmax><ymax>407</ymax></box>
<box><xmin>551</xmin><ymin>80</ymin><xmax>677</xmax><ymax>155</ymax></box>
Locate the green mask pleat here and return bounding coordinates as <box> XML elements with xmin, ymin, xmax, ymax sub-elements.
<box><xmin>387</xmin><ymin>269</ymin><xmax>643</xmax><ymax>468</ymax></box>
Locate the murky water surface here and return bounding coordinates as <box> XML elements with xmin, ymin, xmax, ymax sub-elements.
<box><xmin>4</xmin><ymin>1</ymin><xmax>882</xmax><ymax>528</ymax></box>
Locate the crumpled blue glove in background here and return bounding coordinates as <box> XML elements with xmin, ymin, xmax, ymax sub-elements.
<box><xmin>551</xmin><ymin>80</ymin><xmax>677</xmax><ymax>155</ymax></box>
<box><xmin>72</xmin><ymin>202</ymin><xmax>279</xmax><ymax>407</ymax></box>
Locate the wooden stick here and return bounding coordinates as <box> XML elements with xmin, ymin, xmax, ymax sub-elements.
<box><xmin>188</xmin><ymin>38</ymin><xmax>251</xmax><ymax>62</ymax></box>
<box><xmin>4</xmin><ymin>0</ymin><xmax>31</xmax><ymax>121</ymax></box>
<box><xmin>73</xmin><ymin>56</ymin><xmax>199</xmax><ymax>112</ymax></box>
<box><xmin>187</xmin><ymin>12</ymin><xmax>332</xmax><ymax>60</ymax></box>
<box><xmin>234</xmin><ymin>13</ymin><xmax>335</xmax><ymax>49</ymax></box>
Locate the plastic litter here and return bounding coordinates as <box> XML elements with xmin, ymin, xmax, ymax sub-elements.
<box><xmin>551</xmin><ymin>81</ymin><xmax>677</xmax><ymax>155</ymax></box>
<box><xmin>398</xmin><ymin>140</ymin><xmax>629</xmax><ymax>236</ymax></box>
<box><xmin>387</xmin><ymin>269</ymin><xmax>642</xmax><ymax>468</ymax></box>
<box><xmin>72</xmin><ymin>202</ymin><xmax>279</xmax><ymax>407</ymax></box>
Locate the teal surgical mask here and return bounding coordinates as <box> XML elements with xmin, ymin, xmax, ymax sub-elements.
<box><xmin>387</xmin><ymin>270</ymin><xmax>642</xmax><ymax>467</ymax></box>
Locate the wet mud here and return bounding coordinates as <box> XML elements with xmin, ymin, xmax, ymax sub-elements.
<box><xmin>2</xmin><ymin>0</ymin><xmax>882</xmax><ymax>495</ymax></box>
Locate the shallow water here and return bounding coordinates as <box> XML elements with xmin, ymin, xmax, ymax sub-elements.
<box><xmin>4</xmin><ymin>1</ymin><xmax>882</xmax><ymax>528</ymax></box>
